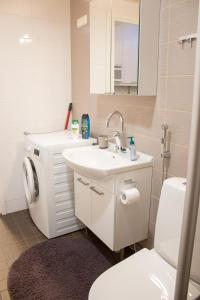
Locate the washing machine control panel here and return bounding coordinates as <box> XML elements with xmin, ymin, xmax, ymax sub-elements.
<box><xmin>34</xmin><ymin>148</ymin><xmax>40</xmax><ymax>157</ymax></box>
<box><xmin>25</xmin><ymin>142</ymin><xmax>43</xmax><ymax>161</ymax></box>
<box><xmin>33</xmin><ymin>147</ymin><xmax>42</xmax><ymax>161</ymax></box>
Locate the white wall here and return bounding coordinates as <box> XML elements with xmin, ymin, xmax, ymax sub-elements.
<box><xmin>0</xmin><ymin>0</ymin><xmax>71</xmax><ymax>214</ymax></box>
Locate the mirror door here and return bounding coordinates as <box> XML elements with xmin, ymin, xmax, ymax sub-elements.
<box><xmin>111</xmin><ymin>0</ymin><xmax>140</xmax><ymax>95</ymax></box>
<box><xmin>113</xmin><ymin>21</ymin><xmax>139</xmax><ymax>95</ymax></box>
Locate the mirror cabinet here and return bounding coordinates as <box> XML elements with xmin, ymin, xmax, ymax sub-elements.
<box><xmin>90</xmin><ymin>0</ymin><xmax>160</xmax><ymax>96</ymax></box>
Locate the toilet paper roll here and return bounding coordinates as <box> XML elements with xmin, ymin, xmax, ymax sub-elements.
<box><xmin>120</xmin><ymin>188</ymin><xmax>141</xmax><ymax>205</ymax></box>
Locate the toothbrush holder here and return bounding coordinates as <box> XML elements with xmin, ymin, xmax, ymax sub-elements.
<box><xmin>98</xmin><ymin>135</ymin><xmax>109</xmax><ymax>149</ymax></box>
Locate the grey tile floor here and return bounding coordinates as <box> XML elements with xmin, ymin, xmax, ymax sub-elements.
<box><xmin>0</xmin><ymin>210</ymin><xmax>86</xmax><ymax>300</ymax></box>
<box><xmin>0</xmin><ymin>210</ymin><xmax>131</xmax><ymax>300</ymax></box>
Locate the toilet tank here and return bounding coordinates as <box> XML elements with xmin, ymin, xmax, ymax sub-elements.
<box><xmin>154</xmin><ymin>177</ymin><xmax>200</xmax><ymax>284</ymax></box>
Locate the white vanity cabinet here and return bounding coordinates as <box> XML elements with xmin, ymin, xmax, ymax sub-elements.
<box><xmin>74</xmin><ymin>166</ymin><xmax>152</xmax><ymax>252</ymax></box>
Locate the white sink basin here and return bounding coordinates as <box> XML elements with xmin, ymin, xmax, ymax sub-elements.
<box><xmin>63</xmin><ymin>146</ymin><xmax>153</xmax><ymax>179</ymax></box>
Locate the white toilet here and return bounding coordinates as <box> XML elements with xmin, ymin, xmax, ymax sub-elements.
<box><xmin>89</xmin><ymin>178</ymin><xmax>200</xmax><ymax>300</ymax></box>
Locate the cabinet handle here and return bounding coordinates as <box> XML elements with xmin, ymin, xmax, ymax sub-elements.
<box><xmin>90</xmin><ymin>186</ymin><xmax>104</xmax><ymax>196</ymax></box>
<box><xmin>77</xmin><ymin>178</ymin><xmax>89</xmax><ymax>186</ymax></box>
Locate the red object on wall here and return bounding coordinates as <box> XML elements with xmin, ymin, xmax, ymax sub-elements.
<box><xmin>65</xmin><ymin>103</ymin><xmax>72</xmax><ymax>130</ymax></box>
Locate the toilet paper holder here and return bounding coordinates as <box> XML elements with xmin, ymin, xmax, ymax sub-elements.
<box><xmin>123</xmin><ymin>179</ymin><xmax>138</xmax><ymax>188</ymax></box>
<box><xmin>120</xmin><ymin>184</ymin><xmax>141</xmax><ymax>205</ymax></box>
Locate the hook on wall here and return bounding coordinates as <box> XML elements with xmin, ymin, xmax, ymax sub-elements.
<box><xmin>178</xmin><ymin>33</ymin><xmax>197</xmax><ymax>48</ymax></box>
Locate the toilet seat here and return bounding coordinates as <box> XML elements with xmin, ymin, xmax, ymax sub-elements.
<box><xmin>89</xmin><ymin>249</ymin><xmax>200</xmax><ymax>300</ymax></box>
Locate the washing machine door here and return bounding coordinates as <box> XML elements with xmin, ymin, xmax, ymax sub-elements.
<box><xmin>23</xmin><ymin>157</ymin><xmax>39</xmax><ymax>205</ymax></box>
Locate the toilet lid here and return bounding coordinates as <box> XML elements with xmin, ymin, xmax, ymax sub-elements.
<box><xmin>89</xmin><ymin>249</ymin><xmax>200</xmax><ymax>300</ymax></box>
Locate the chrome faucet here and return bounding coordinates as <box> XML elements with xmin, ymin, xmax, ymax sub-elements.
<box><xmin>106</xmin><ymin>111</ymin><xmax>126</xmax><ymax>151</ymax></box>
<box><xmin>106</xmin><ymin>111</ymin><xmax>124</xmax><ymax>131</ymax></box>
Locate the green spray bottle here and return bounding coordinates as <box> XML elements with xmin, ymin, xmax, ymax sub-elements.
<box><xmin>128</xmin><ymin>136</ymin><xmax>137</xmax><ymax>161</ymax></box>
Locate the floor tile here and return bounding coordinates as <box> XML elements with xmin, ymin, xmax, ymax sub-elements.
<box><xmin>1</xmin><ymin>290</ymin><xmax>10</xmax><ymax>300</ymax></box>
<box><xmin>25</xmin><ymin>237</ymin><xmax>41</xmax><ymax>247</ymax></box>
<box><xmin>0</xmin><ymin>280</ymin><xmax>7</xmax><ymax>292</ymax></box>
<box><xmin>0</xmin><ymin>262</ymin><xmax>8</xmax><ymax>272</ymax></box>
<box><xmin>0</xmin><ymin>269</ymin><xmax>8</xmax><ymax>282</ymax></box>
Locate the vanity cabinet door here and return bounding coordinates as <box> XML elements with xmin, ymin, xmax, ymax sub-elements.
<box><xmin>74</xmin><ymin>173</ymin><xmax>91</xmax><ymax>228</ymax></box>
<box><xmin>90</xmin><ymin>184</ymin><xmax>115</xmax><ymax>250</ymax></box>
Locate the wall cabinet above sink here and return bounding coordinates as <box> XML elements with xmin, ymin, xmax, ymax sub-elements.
<box><xmin>90</xmin><ymin>0</ymin><xmax>161</xmax><ymax>96</ymax></box>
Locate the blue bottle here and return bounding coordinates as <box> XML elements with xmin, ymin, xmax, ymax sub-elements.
<box><xmin>81</xmin><ymin>114</ymin><xmax>90</xmax><ymax>139</ymax></box>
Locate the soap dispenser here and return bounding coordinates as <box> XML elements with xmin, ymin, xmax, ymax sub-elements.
<box><xmin>129</xmin><ymin>136</ymin><xmax>137</xmax><ymax>161</ymax></box>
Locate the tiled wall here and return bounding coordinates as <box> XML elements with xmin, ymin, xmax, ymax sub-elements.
<box><xmin>0</xmin><ymin>0</ymin><xmax>71</xmax><ymax>214</ymax></box>
<box><xmin>71</xmin><ymin>0</ymin><xmax>198</xmax><ymax>246</ymax></box>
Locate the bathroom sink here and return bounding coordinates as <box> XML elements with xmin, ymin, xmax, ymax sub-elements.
<box><xmin>63</xmin><ymin>146</ymin><xmax>153</xmax><ymax>179</ymax></box>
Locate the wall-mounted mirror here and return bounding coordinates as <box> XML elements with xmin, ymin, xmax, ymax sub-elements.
<box><xmin>90</xmin><ymin>0</ymin><xmax>160</xmax><ymax>96</ymax></box>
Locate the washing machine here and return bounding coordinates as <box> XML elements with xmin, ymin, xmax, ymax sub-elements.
<box><xmin>23</xmin><ymin>130</ymin><xmax>95</xmax><ymax>238</ymax></box>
